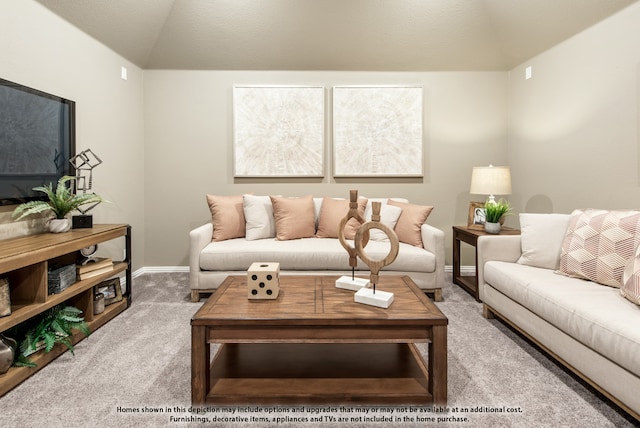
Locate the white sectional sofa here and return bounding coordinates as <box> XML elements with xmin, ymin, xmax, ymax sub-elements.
<box><xmin>477</xmin><ymin>211</ymin><xmax>640</xmax><ymax>421</ymax></box>
<box><xmin>190</xmin><ymin>194</ymin><xmax>445</xmax><ymax>303</ymax></box>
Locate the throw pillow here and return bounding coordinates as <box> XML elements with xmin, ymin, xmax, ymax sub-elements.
<box><xmin>316</xmin><ymin>197</ymin><xmax>368</xmax><ymax>239</ymax></box>
<box><xmin>243</xmin><ymin>195</ymin><xmax>276</xmax><ymax>241</ymax></box>
<box><xmin>558</xmin><ymin>209</ymin><xmax>640</xmax><ymax>287</ymax></box>
<box><xmin>387</xmin><ymin>200</ymin><xmax>434</xmax><ymax>247</ymax></box>
<box><xmin>270</xmin><ymin>195</ymin><xmax>316</xmax><ymax>240</ymax></box>
<box><xmin>517</xmin><ymin>213</ymin><xmax>571</xmax><ymax>270</ymax></box>
<box><xmin>621</xmin><ymin>244</ymin><xmax>640</xmax><ymax>305</ymax></box>
<box><xmin>363</xmin><ymin>203</ymin><xmax>403</xmax><ymax>242</ymax></box>
<box><xmin>206</xmin><ymin>194</ymin><xmax>245</xmax><ymax>242</ymax></box>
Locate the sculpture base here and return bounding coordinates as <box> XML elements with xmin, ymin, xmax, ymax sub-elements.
<box><xmin>354</xmin><ymin>288</ymin><xmax>394</xmax><ymax>309</ymax></box>
<box><xmin>335</xmin><ymin>276</ymin><xmax>370</xmax><ymax>291</ymax></box>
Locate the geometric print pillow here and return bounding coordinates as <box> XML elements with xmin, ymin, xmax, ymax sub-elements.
<box><xmin>558</xmin><ymin>209</ymin><xmax>640</xmax><ymax>288</ymax></box>
<box><xmin>621</xmin><ymin>244</ymin><xmax>640</xmax><ymax>305</ymax></box>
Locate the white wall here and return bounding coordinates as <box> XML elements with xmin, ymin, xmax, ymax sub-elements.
<box><xmin>9</xmin><ymin>1</ymin><xmax>638</xmax><ymax>269</ymax></box>
<box><xmin>144</xmin><ymin>71</ymin><xmax>507</xmax><ymax>265</ymax></box>
<box><xmin>0</xmin><ymin>1</ymin><xmax>145</xmax><ymax>270</ymax></box>
<box><xmin>508</xmin><ymin>3</ymin><xmax>640</xmax><ymax>216</ymax></box>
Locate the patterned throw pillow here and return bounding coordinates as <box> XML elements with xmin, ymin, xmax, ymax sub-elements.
<box><xmin>621</xmin><ymin>245</ymin><xmax>640</xmax><ymax>305</ymax></box>
<box><xmin>558</xmin><ymin>209</ymin><xmax>640</xmax><ymax>287</ymax></box>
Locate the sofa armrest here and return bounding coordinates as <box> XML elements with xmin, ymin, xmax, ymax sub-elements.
<box><xmin>421</xmin><ymin>223</ymin><xmax>446</xmax><ymax>289</ymax></box>
<box><xmin>476</xmin><ymin>235</ymin><xmax>522</xmax><ymax>300</ymax></box>
<box><xmin>189</xmin><ymin>223</ymin><xmax>213</xmax><ymax>289</ymax></box>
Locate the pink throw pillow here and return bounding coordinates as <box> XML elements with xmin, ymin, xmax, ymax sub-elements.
<box><xmin>270</xmin><ymin>195</ymin><xmax>316</xmax><ymax>240</ymax></box>
<box><xmin>387</xmin><ymin>200</ymin><xmax>434</xmax><ymax>247</ymax></box>
<box><xmin>206</xmin><ymin>194</ymin><xmax>246</xmax><ymax>241</ymax></box>
<box><xmin>316</xmin><ymin>197</ymin><xmax>368</xmax><ymax>239</ymax></box>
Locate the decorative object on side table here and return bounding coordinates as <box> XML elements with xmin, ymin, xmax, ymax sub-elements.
<box><xmin>12</xmin><ymin>175</ymin><xmax>104</xmax><ymax>233</ymax></box>
<box><xmin>353</xmin><ymin>201</ymin><xmax>399</xmax><ymax>308</ymax></box>
<box><xmin>68</xmin><ymin>148</ymin><xmax>104</xmax><ymax>228</ymax></box>
<box><xmin>247</xmin><ymin>262</ymin><xmax>280</xmax><ymax>299</ymax></box>
<box><xmin>336</xmin><ymin>190</ymin><xmax>370</xmax><ymax>291</ymax></box>
<box><xmin>484</xmin><ymin>199</ymin><xmax>512</xmax><ymax>234</ymax></box>
<box><xmin>0</xmin><ymin>277</ymin><xmax>11</xmax><ymax>317</ymax></box>
<box><xmin>467</xmin><ymin>201</ymin><xmax>486</xmax><ymax>230</ymax></box>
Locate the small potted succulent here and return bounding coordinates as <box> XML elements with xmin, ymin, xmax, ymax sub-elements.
<box><xmin>12</xmin><ymin>176</ymin><xmax>104</xmax><ymax>233</ymax></box>
<box><xmin>484</xmin><ymin>199</ymin><xmax>512</xmax><ymax>234</ymax></box>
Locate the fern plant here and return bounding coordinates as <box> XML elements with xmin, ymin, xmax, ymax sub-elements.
<box><xmin>14</xmin><ymin>305</ymin><xmax>90</xmax><ymax>367</ymax></box>
<box><xmin>12</xmin><ymin>176</ymin><xmax>104</xmax><ymax>220</ymax></box>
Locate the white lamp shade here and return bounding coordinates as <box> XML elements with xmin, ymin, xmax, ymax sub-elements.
<box><xmin>470</xmin><ymin>166</ymin><xmax>512</xmax><ymax>196</ymax></box>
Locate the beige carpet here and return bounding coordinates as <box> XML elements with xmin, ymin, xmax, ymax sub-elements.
<box><xmin>0</xmin><ymin>272</ymin><xmax>635</xmax><ymax>427</ymax></box>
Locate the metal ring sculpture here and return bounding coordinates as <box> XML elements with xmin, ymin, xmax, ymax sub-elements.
<box><xmin>354</xmin><ymin>201</ymin><xmax>399</xmax><ymax>288</ymax></box>
<box><xmin>337</xmin><ymin>190</ymin><xmax>369</xmax><ymax>269</ymax></box>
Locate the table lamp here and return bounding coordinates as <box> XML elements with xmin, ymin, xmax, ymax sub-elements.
<box><xmin>469</xmin><ymin>165</ymin><xmax>512</xmax><ymax>204</ymax></box>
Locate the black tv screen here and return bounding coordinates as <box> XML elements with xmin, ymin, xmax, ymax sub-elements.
<box><xmin>0</xmin><ymin>78</ymin><xmax>75</xmax><ymax>206</ymax></box>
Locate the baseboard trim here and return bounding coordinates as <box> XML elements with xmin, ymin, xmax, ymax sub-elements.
<box><xmin>445</xmin><ymin>265</ymin><xmax>475</xmax><ymax>274</ymax></box>
<box><xmin>133</xmin><ymin>266</ymin><xmax>189</xmax><ymax>277</ymax></box>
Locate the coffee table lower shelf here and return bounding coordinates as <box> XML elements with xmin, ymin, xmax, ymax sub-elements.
<box><xmin>206</xmin><ymin>343</ymin><xmax>431</xmax><ymax>405</ymax></box>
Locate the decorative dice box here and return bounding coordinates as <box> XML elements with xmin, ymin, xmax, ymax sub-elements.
<box><xmin>247</xmin><ymin>262</ymin><xmax>280</xmax><ymax>299</ymax></box>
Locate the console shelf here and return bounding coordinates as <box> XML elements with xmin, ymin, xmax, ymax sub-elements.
<box><xmin>0</xmin><ymin>224</ymin><xmax>131</xmax><ymax>397</ymax></box>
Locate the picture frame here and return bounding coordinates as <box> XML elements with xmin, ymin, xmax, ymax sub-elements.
<box><xmin>97</xmin><ymin>278</ymin><xmax>123</xmax><ymax>306</ymax></box>
<box><xmin>332</xmin><ymin>85</ymin><xmax>423</xmax><ymax>177</ymax></box>
<box><xmin>233</xmin><ymin>85</ymin><xmax>325</xmax><ymax>177</ymax></box>
<box><xmin>468</xmin><ymin>202</ymin><xmax>486</xmax><ymax>230</ymax></box>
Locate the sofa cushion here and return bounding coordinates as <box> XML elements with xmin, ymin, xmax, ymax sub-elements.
<box><xmin>200</xmin><ymin>237</ymin><xmax>436</xmax><ymax>273</ymax></box>
<box><xmin>484</xmin><ymin>261</ymin><xmax>640</xmax><ymax>377</ymax></box>
<box><xmin>621</xmin><ymin>244</ymin><xmax>640</xmax><ymax>305</ymax></box>
<box><xmin>270</xmin><ymin>195</ymin><xmax>316</xmax><ymax>240</ymax></box>
<box><xmin>243</xmin><ymin>195</ymin><xmax>276</xmax><ymax>241</ymax></box>
<box><xmin>316</xmin><ymin>197</ymin><xmax>367</xmax><ymax>239</ymax></box>
<box><xmin>206</xmin><ymin>194</ymin><xmax>245</xmax><ymax>241</ymax></box>
<box><xmin>387</xmin><ymin>200</ymin><xmax>433</xmax><ymax>247</ymax></box>
<box><xmin>559</xmin><ymin>209</ymin><xmax>640</xmax><ymax>287</ymax></box>
<box><xmin>364</xmin><ymin>203</ymin><xmax>403</xmax><ymax>242</ymax></box>
<box><xmin>517</xmin><ymin>213</ymin><xmax>570</xmax><ymax>270</ymax></box>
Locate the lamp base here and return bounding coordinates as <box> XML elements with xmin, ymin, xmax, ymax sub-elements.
<box><xmin>335</xmin><ymin>276</ymin><xmax>370</xmax><ymax>291</ymax></box>
<box><xmin>354</xmin><ymin>288</ymin><xmax>394</xmax><ymax>309</ymax></box>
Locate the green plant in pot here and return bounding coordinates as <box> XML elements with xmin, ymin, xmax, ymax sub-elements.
<box><xmin>10</xmin><ymin>305</ymin><xmax>90</xmax><ymax>368</ymax></box>
<box><xmin>484</xmin><ymin>199</ymin><xmax>512</xmax><ymax>234</ymax></box>
<box><xmin>12</xmin><ymin>176</ymin><xmax>104</xmax><ymax>233</ymax></box>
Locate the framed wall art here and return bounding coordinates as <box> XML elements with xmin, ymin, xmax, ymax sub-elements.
<box><xmin>332</xmin><ymin>86</ymin><xmax>423</xmax><ymax>177</ymax></box>
<box><xmin>233</xmin><ymin>86</ymin><xmax>325</xmax><ymax>177</ymax></box>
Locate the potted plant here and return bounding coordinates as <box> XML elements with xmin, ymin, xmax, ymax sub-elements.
<box><xmin>12</xmin><ymin>176</ymin><xmax>104</xmax><ymax>233</ymax></box>
<box><xmin>11</xmin><ymin>305</ymin><xmax>90</xmax><ymax>368</ymax></box>
<box><xmin>484</xmin><ymin>199</ymin><xmax>512</xmax><ymax>234</ymax></box>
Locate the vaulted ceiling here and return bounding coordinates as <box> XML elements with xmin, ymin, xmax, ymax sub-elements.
<box><xmin>35</xmin><ymin>0</ymin><xmax>637</xmax><ymax>71</ymax></box>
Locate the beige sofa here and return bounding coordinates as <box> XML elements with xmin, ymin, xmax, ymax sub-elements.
<box><xmin>477</xmin><ymin>211</ymin><xmax>640</xmax><ymax>420</ymax></box>
<box><xmin>190</xmin><ymin>195</ymin><xmax>445</xmax><ymax>302</ymax></box>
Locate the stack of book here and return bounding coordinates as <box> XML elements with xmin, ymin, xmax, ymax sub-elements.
<box><xmin>76</xmin><ymin>257</ymin><xmax>113</xmax><ymax>281</ymax></box>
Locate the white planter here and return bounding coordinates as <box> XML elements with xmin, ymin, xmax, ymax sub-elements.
<box><xmin>49</xmin><ymin>218</ymin><xmax>71</xmax><ymax>233</ymax></box>
<box><xmin>484</xmin><ymin>221</ymin><xmax>501</xmax><ymax>234</ymax></box>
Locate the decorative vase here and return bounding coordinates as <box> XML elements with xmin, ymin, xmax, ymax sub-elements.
<box><xmin>0</xmin><ymin>335</ymin><xmax>17</xmax><ymax>374</ymax></box>
<box><xmin>49</xmin><ymin>218</ymin><xmax>71</xmax><ymax>233</ymax></box>
<box><xmin>484</xmin><ymin>221</ymin><xmax>501</xmax><ymax>234</ymax></box>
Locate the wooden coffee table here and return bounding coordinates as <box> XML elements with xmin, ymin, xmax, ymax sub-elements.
<box><xmin>191</xmin><ymin>275</ymin><xmax>447</xmax><ymax>405</ymax></box>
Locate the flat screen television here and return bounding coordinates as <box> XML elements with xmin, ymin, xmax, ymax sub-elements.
<box><xmin>0</xmin><ymin>78</ymin><xmax>76</xmax><ymax>206</ymax></box>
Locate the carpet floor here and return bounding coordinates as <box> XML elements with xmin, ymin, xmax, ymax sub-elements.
<box><xmin>0</xmin><ymin>272</ymin><xmax>636</xmax><ymax>428</ymax></box>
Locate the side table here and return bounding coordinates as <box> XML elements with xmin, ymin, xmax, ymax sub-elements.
<box><xmin>452</xmin><ymin>226</ymin><xmax>520</xmax><ymax>301</ymax></box>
